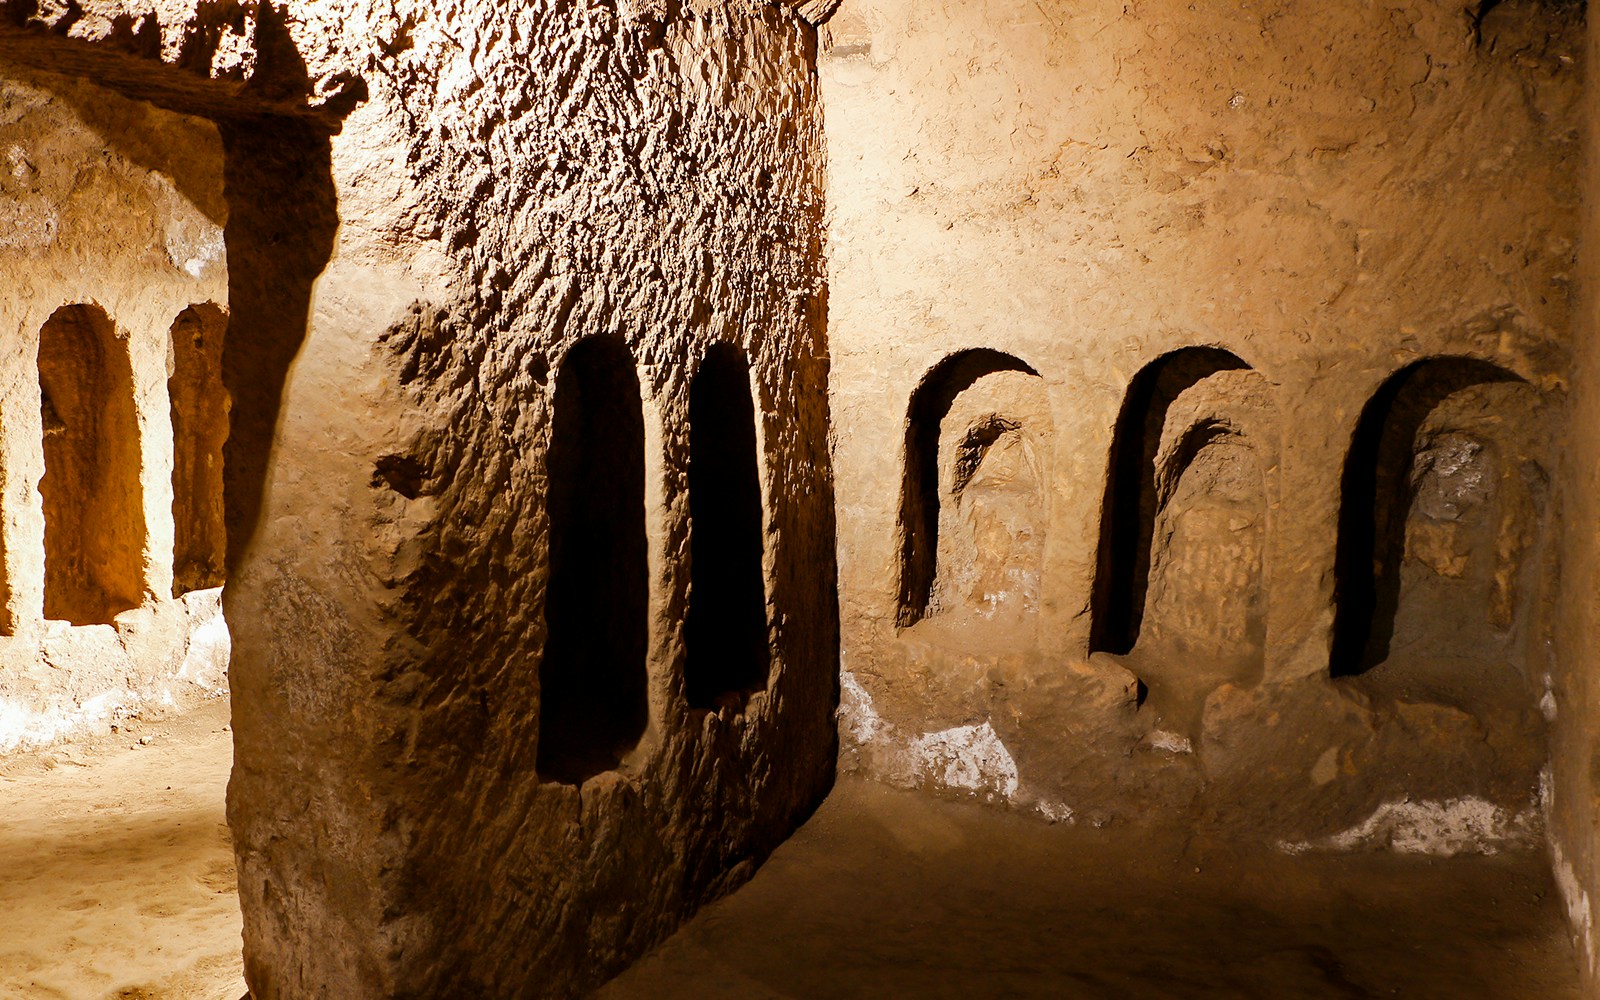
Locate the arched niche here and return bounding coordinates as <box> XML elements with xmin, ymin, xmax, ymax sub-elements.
<box><xmin>538</xmin><ymin>336</ymin><xmax>650</xmax><ymax>785</ymax></box>
<box><xmin>684</xmin><ymin>343</ymin><xmax>770</xmax><ymax>710</ymax></box>
<box><xmin>1330</xmin><ymin>357</ymin><xmax>1549</xmax><ymax>685</ymax></box>
<box><xmin>1089</xmin><ymin>347</ymin><xmax>1253</xmax><ymax>656</ymax></box>
<box><xmin>1136</xmin><ymin>370</ymin><xmax>1273</xmax><ymax>686</ymax></box>
<box><xmin>169</xmin><ymin>303</ymin><xmax>230</xmax><ymax>596</ymax></box>
<box><xmin>896</xmin><ymin>349</ymin><xmax>1045</xmax><ymax>628</ymax></box>
<box><xmin>38</xmin><ymin>303</ymin><xmax>145</xmax><ymax>625</ymax></box>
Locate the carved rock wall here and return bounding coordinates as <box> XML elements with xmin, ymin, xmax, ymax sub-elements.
<box><xmin>201</xmin><ymin>3</ymin><xmax>837</xmax><ymax>998</ymax></box>
<box><xmin>1550</xmin><ymin>1</ymin><xmax>1600</xmax><ymax>988</ymax></box>
<box><xmin>0</xmin><ymin>69</ymin><xmax>230</xmax><ymax>752</ymax></box>
<box><xmin>824</xmin><ymin>0</ymin><xmax>1578</xmax><ymax>844</ymax></box>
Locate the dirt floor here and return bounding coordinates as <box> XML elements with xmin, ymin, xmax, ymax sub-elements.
<box><xmin>0</xmin><ymin>698</ymin><xmax>244</xmax><ymax>1000</ymax></box>
<box><xmin>0</xmin><ymin>711</ymin><xmax>1580</xmax><ymax>1000</ymax></box>
<box><xmin>601</xmin><ymin>777</ymin><xmax>1582</xmax><ymax>1000</ymax></box>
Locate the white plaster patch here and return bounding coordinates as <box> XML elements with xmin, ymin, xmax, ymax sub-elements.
<box><xmin>908</xmin><ymin>721</ymin><xmax>1019</xmax><ymax>799</ymax></box>
<box><xmin>150</xmin><ymin>172</ymin><xmax>225</xmax><ymax>278</ymax></box>
<box><xmin>839</xmin><ymin>669</ymin><xmax>1029</xmax><ymax>806</ymax></box>
<box><xmin>1552</xmin><ymin>836</ymin><xmax>1598</xmax><ymax>976</ymax></box>
<box><xmin>1278</xmin><ymin>796</ymin><xmax>1539</xmax><ymax>857</ymax></box>
<box><xmin>0</xmin><ymin>195</ymin><xmax>57</xmax><ymax>249</ymax></box>
<box><xmin>837</xmin><ymin>667</ymin><xmax>883</xmax><ymax>745</ymax></box>
<box><xmin>175</xmin><ymin>613</ymin><xmax>232</xmax><ymax>693</ymax></box>
<box><xmin>175</xmin><ymin>225</ymin><xmax>226</xmax><ymax>278</ymax></box>
<box><xmin>0</xmin><ymin>689</ymin><xmax>136</xmax><ymax>752</ymax></box>
<box><xmin>1</xmin><ymin>590</ymin><xmax>232</xmax><ymax>755</ymax></box>
<box><xmin>1146</xmin><ymin>730</ymin><xmax>1192</xmax><ymax>755</ymax></box>
<box><xmin>1034</xmin><ymin>799</ymin><xmax>1075</xmax><ymax>824</ymax></box>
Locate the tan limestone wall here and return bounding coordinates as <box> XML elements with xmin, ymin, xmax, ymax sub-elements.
<box><xmin>825</xmin><ymin>0</ymin><xmax>1579</xmax><ymax>841</ymax></box>
<box><xmin>185</xmin><ymin>3</ymin><xmax>840</xmax><ymax>998</ymax></box>
<box><xmin>1550</xmin><ymin>2</ymin><xmax>1600</xmax><ymax>989</ymax></box>
<box><xmin>2</xmin><ymin>5</ymin><xmax>835</xmax><ymax>991</ymax></box>
<box><xmin>0</xmin><ymin>69</ymin><xmax>230</xmax><ymax>751</ymax></box>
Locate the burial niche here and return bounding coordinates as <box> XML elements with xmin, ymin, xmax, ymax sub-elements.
<box><xmin>684</xmin><ymin>344</ymin><xmax>770</xmax><ymax>710</ymax></box>
<box><xmin>897</xmin><ymin>350</ymin><xmax>1048</xmax><ymax>628</ymax></box>
<box><xmin>38</xmin><ymin>304</ymin><xmax>145</xmax><ymax>625</ymax></box>
<box><xmin>1136</xmin><ymin>379</ymin><xmax>1271</xmax><ymax>684</ymax></box>
<box><xmin>538</xmin><ymin>336</ymin><xmax>650</xmax><ymax>785</ymax></box>
<box><xmin>1330</xmin><ymin>358</ymin><xmax>1548</xmax><ymax>686</ymax></box>
<box><xmin>169</xmin><ymin>304</ymin><xmax>229</xmax><ymax>596</ymax></box>
<box><xmin>1089</xmin><ymin>347</ymin><xmax>1253</xmax><ymax>656</ymax></box>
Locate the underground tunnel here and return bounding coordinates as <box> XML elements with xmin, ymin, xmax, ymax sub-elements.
<box><xmin>0</xmin><ymin>0</ymin><xmax>1595</xmax><ymax>996</ymax></box>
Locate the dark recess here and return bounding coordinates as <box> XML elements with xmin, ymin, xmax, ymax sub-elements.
<box><xmin>539</xmin><ymin>336</ymin><xmax>650</xmax><ymax>784</ymax></box>
<box><xmin>38</xmin><ymin>303</ymin><xmax>144</xmax><ymax>626</ymax></box>
<box><xmin>169</xmin><ymin>303</ymin><xmax>230</xmax><ymax>596</ymax></box>
<box><xmin>1089</xmin><ymin>347</ymin><xmax>1250</xmax><ymax>655</ymax></box>
<box><xmin>897</xmin><ymin>348</ymin><xmax>1039</xmax><ymax>627</ymax></box>
<box><xmin>1328</xmin><ymin>356</ymin><xmax>1521</xmax><ymax>677</ymax></box>
<box><xmin>685</xmin><ymin>344</ymin><xmax>771</xmax><ymax>709</ymax></box>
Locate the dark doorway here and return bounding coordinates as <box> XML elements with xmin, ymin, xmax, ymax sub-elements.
<box><xmin>538</xmin><ymin>336</ymin><xmax>651</xmax><ymax>784</ymax></box>
<box><xmin>684</xmin><ymin>344</ymin><xmax>770</xmax><ymax>709</ymax></box>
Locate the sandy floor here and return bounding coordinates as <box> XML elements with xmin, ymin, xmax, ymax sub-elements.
<box><xmin>0</xmin><ymin>715</ymin><xmax>1580</xmax><ymax>1000</ymax></box>
<box><xmin>602</xmin><ymin>777</ymin><xmax>1583</xmax><ymax>1000</ymax></box>
<box><xmin>0</xmin><ymin>698</ymin><xmax>244</xmax><ymax>1000</ymax></box>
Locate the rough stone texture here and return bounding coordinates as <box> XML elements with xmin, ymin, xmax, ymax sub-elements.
<box><xmin>1551</xmin><ymin>2</ymin><xmax>1600</xmax><ymax>989</ymax></box>
<box><xmin>824</xmin><ymin>0</ymin><xmax>1578</xmax><ymax>843</ymax></box>
<box><xmin>179</xmin><ymin>3</ymin><xmax>832</xmax><ymax>998</ymax></box>
<box><xmin>0</xmin><ymin>0</ymin><xmax>830</xmax><ymax>122</ymax></box>
<box><xmin>2</xmin><ymin>0</ymin><xmax>837</xmax><ymax>994</ymax></box>
<box><xmin>15</xmin><ymin>0</ymin><xmax>1600</xmax><ymax>994</ymax></box>
<box><xmin>0</xmin><ymin>68</ymin><xmax>230</xmax><ymax>751</ymax></box>
<box><xmin>168</xmin><ymin>302</ymin><xmax>229</xmax><ymax>594</ymax></box>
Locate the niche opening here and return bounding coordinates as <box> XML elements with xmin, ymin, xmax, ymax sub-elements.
<box><xmin>1330</xmin><ymin>357</ymin><xmax>1542</xmax><ymax>679</ymax></box>
<box><xmin>685</xmin><ymin>344</ymin><xmax>770</xmax><ymax>710</ymax></box>
<box><xmin>1139</xmin><ymin>410</ymin><xmax>1269</xmax><ymax>678</ymax></box>
<box><xmin>38</xmin><ymin>304</ymin><xmax>145</xmax><ymax>625</ymax></box>
<box><xmin>538</xmin><ymin>337</ymin><xmax>650</xmax><ymax>785</ymax></box>
<box><xmin>897</xmin><ymin>349</ymin><xmax>1041</xmax><ymax>628</ymax></box>
<box><xmin>1089</xmin><ymin>347</ymin><xmax>1251</xmax><ymax>655</ymax></box>
<box><xmin>169</xmin><ymin>304</ymin><xmax>230</xmax><ymax>596</ymax></box>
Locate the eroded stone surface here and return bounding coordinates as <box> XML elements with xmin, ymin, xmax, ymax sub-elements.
<box><xmin>824</xmin><ymin>0</ymin><xmax>1577</xmax><ymax>850</ymax></box>
<box><xmin>0</xmin><ymin>69</ymin><xmax>230</xmax><ymax>752</ymax></box>
<box><xmin>1550</xmin><ymin>3</ymin><xmax>1600</xmax><ymax>989</ymax></box>
<box><xmin>207</xmin><ymin>4</ymin><xmax>837</xmax><ymax>999</ymax></box>
<box><xmin>10</xmin><ymin>0</ymin><xmax>1600</xmax><ymax>995</ymax></box>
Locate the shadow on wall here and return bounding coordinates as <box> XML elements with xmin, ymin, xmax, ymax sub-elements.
<box><xmin>1331</xmin><ymin>357</ymin><xmax>1550</xmax><ymax>686</ymax></box>
<box><xmin>210</xmin><ymin>29</ymin><xmax>342</xmax><ymax>1000</ymax></box>
<box><xmin>217</xmin><ymin>129</ymin><xmax>338</xmax><ymax>579</ymax></box>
